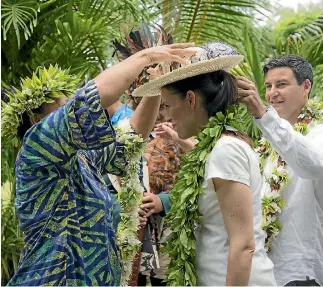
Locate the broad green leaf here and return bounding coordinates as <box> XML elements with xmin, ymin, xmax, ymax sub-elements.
<box><xmin>179</xmin><ymin>231</ymin><xmax>188</xmax><ymax>249</ymax></box>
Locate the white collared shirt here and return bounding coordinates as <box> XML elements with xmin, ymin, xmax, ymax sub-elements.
<box><xmin>254</xmin><ymin>106</ymin><xmax>323</xmax><ymax>286</ymax></box>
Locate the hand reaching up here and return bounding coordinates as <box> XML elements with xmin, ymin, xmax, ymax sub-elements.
<box><xmin>154</xmin><ymin>122</ymin><xmax>197</xmax><ymax>153</ymax></box>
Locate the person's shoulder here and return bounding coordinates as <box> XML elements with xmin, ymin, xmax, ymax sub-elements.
<box><xmin>210</xmin><ymin>135</ymin><xmax>258</xmax><ymax>165</ymax></box>
<box><xmin>215</xmin><ymin>135</ymin><xmax>254</xmax><ymax>153</ymax></box>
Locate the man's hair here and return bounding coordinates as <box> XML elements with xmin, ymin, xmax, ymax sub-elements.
<box><xmin>263</xmin><ymin>55</ymin><xmax>313</xmax><ymax>87</ymax></box>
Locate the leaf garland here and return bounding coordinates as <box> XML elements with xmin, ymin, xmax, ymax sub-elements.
<box><xmin>1</xmin><ymin>65</ymin><xmax>80</xmax><ymax>148</ymax></box>
<box><xmin>258</xmin><ymin>99</ymin><xmax>323</xmax><ymax>252</ymax></box>
<box><xmin>114</xmin><ymin>119</ymin><xmax>147</xmax><ymax>286</ymax></box>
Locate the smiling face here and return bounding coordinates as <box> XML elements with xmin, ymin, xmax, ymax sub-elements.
<box><xmin>265</xmin><ymin>67</ymin><xmax>311</xmax><ymax>123</ymax></box>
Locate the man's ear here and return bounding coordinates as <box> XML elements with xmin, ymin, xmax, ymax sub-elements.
<box><xmin>186</xmin><ymin>90</ymin><xmax>196</xmax><ymax>110</ymax></box>
<box><xmin>303</xmin><ymin>79</ymin><xmax>311</xmax><ymax>98</ymax></box>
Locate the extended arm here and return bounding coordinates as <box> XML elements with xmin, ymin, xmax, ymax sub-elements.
<box><xmin>254</xmin><ymin>107</ymin><xmax>323</xmax><ymax>179</ymax></box>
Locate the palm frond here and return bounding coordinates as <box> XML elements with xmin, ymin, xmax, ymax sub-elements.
<box><xmin>312</xmin><ymin>64</ymin><xmax>323</xmax><ymax>100</ymax></box>
<box><xmin>160</xmin><ymin>0</ymin><xmax>270</xmax><ymax>46</ymax></box>
<box><xmin>274</xmin><ymin>13</ymin><xmax>323</xmax><ymax>65</ymax></box>
<box><xmin>1</xmin><ymin>0</ymin><xmax>39</xmax><ymax>48</ymax></box>
<box><xmin>29</xmin><ymin>0</ymin><xmax>158</xmax><ymax>81</ymax></box>
<box><xmin>243</xmin><ymin>31</ymin><xmax>262</xmax><ymax>91</ymax></box>
<box><xmin>1</xmin><ymin>0</ymin><xmax>159</xmax><ymax>85</ymax></box>
<box><xmin>31</xmin><ymin>11</ymin><xmax>112</xmax><ymax>78</ymax></box>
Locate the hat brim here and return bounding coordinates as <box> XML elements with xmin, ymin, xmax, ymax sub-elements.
<box><xmin>132</xmin><ymin>55</ymin><xmax>244</xmax><ymax>97</ymax></box>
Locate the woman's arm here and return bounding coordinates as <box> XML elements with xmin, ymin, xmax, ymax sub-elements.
<box><xmin>94</xmin><ymin>44</ymin><xmax>194</xmax><ymax>108</ymax></box>
<box><xmin>213</xmin><ymin>178</ymin><xmax>255</xmax><ymax>286</ymax></box>
<box><xmin>94</xmin><ymin>44</ymin><xmax>196</xmax><ymax>139</ymax></box>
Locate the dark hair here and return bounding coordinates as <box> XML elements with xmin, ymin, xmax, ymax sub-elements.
<box><xmin>164</xmin><ymin>70</ymin><xmax>254</xmax><ymax>147</ymax></box>
<box><xmin>163</xmin><ymin>70</ymin><xmax>237</xmax><ymax>117</ymax></box>
<box><xmin>17</xmin><ymin>107</ymin><xmax>43</xmax><ymax>140</ymax></box>
<box><xmin>263</xmin><ymin>55</ymin><xmax>313</xmax><ymax>87</ymax></box>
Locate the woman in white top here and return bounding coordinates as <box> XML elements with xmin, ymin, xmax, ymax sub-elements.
<box><xmin>153</xmin><ymin>42</ymin><xmax>276</xmax><ymax>286</ymax></box>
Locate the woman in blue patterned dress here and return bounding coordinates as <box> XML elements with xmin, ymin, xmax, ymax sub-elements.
<box><xmin>3</xmin><ymin>43</ymin><xmax>195</xmax><ymax>286</ymax></box>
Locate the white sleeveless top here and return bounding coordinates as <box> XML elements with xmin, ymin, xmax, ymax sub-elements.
<box><xmin>196</xmin><ymin>136</ymin><xmax>276</xmax><ymax>286</ymax></box>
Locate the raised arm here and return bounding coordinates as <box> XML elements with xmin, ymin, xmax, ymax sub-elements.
<box><xmin>94</xmin><ymin>44</ymin><xmax>196</xmax><ymax>138</ymax></box>
<box><xmin>237</xmin><ymin>76</ymin><xmax>323</xmax><ymax>180</ymax></box>
<box><xmin>254</xmin><ymin>107</ymin><xmax>323</xmax><ymax>179</ymax></box>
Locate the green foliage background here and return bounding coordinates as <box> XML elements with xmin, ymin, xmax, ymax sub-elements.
<box><xmin>1</xmin><ymin>0</ymin><xmax>322</xmax><ymax>284</ymax></box>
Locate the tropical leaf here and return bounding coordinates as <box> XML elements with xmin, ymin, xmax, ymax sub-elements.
<box><xmin>31</xmin><ymin>11</ymin><xmax>112</xmax><ymax>78</ymax></box>
<box><xmin>241</xmin><ymin>24</ymin><xmax>265</xmax><ymax>95</ymax></box>
<box><xmin>1</xmin><ymin>0</ymin><xmax>39</xmax><ymax>48</ymax></box>
<box><xmin>312</xmin><ymin>64</ymin><xmax>323</xmax><ymax>100</ymax></box>
<box><xmin>159</xmin><ymin>0</ymin><xmax>270</xmax><ymax>45</ymax></box>
<box><xmin>1</xmin><ymin>180</ymin><xmax>24</xmax><ymax>286</ymax></box>
<box><xmin>1</xmin><ymin>0</ymin><xmax>70</xmax><ymax>85</ymax></box>
<box><xmin>1</xmin><ymin>0</ymin><xmax>158</xmax><ymax>85</ymax></box>
<box><xmin>274</xmin><ymin>13</ymin><xmax>323</xmax><ymax>64</ymax></box>
<box><xmin>29</xmin><ymin>0</ymin><xmax>157</xmax><ymax>81</ymax></box>
<box><xmin>271</xmin><ymin>13</ymin><xmax>323</xmax><ymax>101</ymax></box>
<box><xmin>297</xmin><ymin>15</ymin><xmax>323</xmax><ymax>66</ymax></box>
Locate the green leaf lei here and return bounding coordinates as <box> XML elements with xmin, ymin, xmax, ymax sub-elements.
<box><xmin>258</xmin><ymin>99</ymin><xmax>323</xmax><ymax>252</ymax></box>
<box><xmin>1</xmin><ymin>65</ymin><xmax>80</xmax><ymax>148</ymax></box>
<box><xmin>163</xmin><ymin>106</ymin><xmax>243</xmax><ymax>286</ymax></box>
<box><xmin>114</xmin><ymin>119</ymin><xmax>147</xmax><ymax>286</ymax></box>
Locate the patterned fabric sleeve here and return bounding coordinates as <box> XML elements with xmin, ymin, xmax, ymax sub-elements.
<box><xmin>11</xmin><ymin>81</ymin><xmax>127</xmax><ymax>286</ymax></box>
<box><xmin>19</xmin><ymin>80</ymin><xmax>115</xmax><ymax>160</ymax></box>
<box><xmin>68</xmin><ymin>80</ymin><xmax>116</xmax><ymax>150</ymax></box>
<box><xmin>18</xmin><ymin>80</ymin><xmax>127</xmax><ymax>175</ymax></box>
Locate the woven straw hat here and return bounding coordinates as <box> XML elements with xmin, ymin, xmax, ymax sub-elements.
<box><xmin>132</xmin><ymin>41</ymin><xmax>243</xmax><ymax>98</ymax></box>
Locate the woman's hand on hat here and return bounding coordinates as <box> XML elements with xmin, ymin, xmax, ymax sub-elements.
<box><xmin>140</xmin><ymin>43</ymin><xmax>196</xmax><ymax>66</ymax></box>
<box><xmin>236</xmin><ymin>76</ymin><xmax>267</xmax><ymax>119</ymax></box>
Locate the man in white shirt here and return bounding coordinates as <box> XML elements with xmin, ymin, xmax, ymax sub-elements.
<box><xmin>237</xmin><ymin>55</ymin><xmax>323</xmax><ymax>286</ymax></box>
